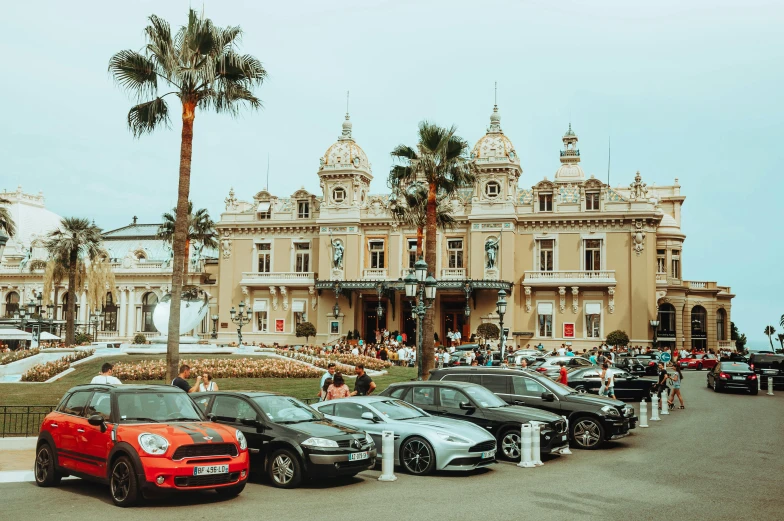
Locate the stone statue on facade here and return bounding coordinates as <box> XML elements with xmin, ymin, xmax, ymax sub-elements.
<box><xmin>485</xmin><ymin>236</ymin><xmax>500</xmax><ymax>269</ymax></box>
<box><xmin>19</xmin><ymin>247</ymin><xmax>32</xmax><ymax>272</ymax></box>
<box><xmin>162</xmin><ymin>243</ymin><xmax>174</xmax><ymax>268</ymax></box>
<box><xmin>331</xmin><ymin>235</ymin><xmax>344</xmax><ymax>269</ymax></box>
<box><xmin>191</xmin><ymin>241</ymin><xmax>204</xmax><ymax>272</ymax></box>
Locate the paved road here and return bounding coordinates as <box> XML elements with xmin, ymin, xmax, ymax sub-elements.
<box><xmin>3</xmin><ymin>372</ymin><xmax>782</xmax><ymax>521</ymax></box>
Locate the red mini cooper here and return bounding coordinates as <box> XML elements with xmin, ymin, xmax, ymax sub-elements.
<box><xmin>35</xmin><ymin>384</ymin><xmax>249</xmax><ymax>507</ymax></box>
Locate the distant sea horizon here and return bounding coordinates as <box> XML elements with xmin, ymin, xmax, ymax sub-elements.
<box><xmin>746</xmin><ymin>340</ymin><xmax>781</xmax><ymax>352</ymax></box>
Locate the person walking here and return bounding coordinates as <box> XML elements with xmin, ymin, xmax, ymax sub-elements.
<box><xmin>599</xmin><ymin>362</ymin><xmax>608</xmax><ymax>396</ymax></box>
<box><xmin>318</xmin><ymin>363</ymin><xmax>337</xmax><ymax>401</ymax></box>
<box><xmin>656</xmin><ymin>362</ymin><xmax>669</xmax><ymax>400</ymax></box>
<box><xmin>91</xmin><ymin>363</ymin><xmax>122</xmax><ymax>384</ymax></box>
<box><xmin>198</xmin><ymin>372</ymin><xmax>218</xmax><ymax>391</ymax></box>
<box><xmin>589</xmin><ymin>351</ymin><xmax>597</xmax><ymax>366</ymax></box>
<box><xmin>558</xmin><ymin>361</ymin><xmax>568</xmax><ymax>385</ymax></box>
<box><xmin>325</xmin><ymin>372</ymin><xmax>351</xmax><ymax>400</ymax></box>
<box><xmin>603</xmin><ymin>363</ymin><xmax>616</xmax><ymax>399</ymax></box>
<box><xmin>172</xmin><ymin>364</ymin><xmax>201</xmax><ymax>393</ymax></box>
<box><xmin>668</xmin><ymin>365</ymin><xmax>685</xmax><ymax>409</ymax></box>
<box><xmin>352</xmin><ymin>364</ymin><xmax>376</xmax><ymax>396</ymax></box>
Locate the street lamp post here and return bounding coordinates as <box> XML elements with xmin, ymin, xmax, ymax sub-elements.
<box><xmin>229</xmin><ymin>301</ymin><xmax>252</xmax><ymax>347</ymax></box>
<box><xmin>91</xmin><ymin>311</ymin><xmax>103</xmax><ymax>342</ymax></box>
<box><xmin>18</xmin><ymin>307</ymin><xmax>27</xmax><ymax>349</ymax></box>
<box><xmin>211</xmin><ymin>314</ymin><xmax>219</xmax><ymax>339</ymax></box>
<box><xmin>404</xmin><ymin>258</ymin><xmax>437</xmax><ymax>380</ymax></box>
<box><xmin>496</xmin><ymin>289</ymin><xmax>508</xmax><ymax>360</ymax></box>
<box><xmin>649</xmin><ymin>319</ymin><xmax>660</xmax><ymax>350</ymax></box>
<box><xmin>47</xmin><ymin>303</ymin><xmax>55</xmax><ymax>342</ymax></box>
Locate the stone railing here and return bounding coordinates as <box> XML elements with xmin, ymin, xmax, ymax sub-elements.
<box><xmin>97</xmin><ymin>331</ymin><xmax>120</xmax><ymax>339</ymax></box>
<box><xmin>441</xmin><ymin>268</ymin><xmax>466</xmax><ymax>280</ymax></box>
<box><xmin>656</xmin><ymin>272</ymin><xmax>668</xmax><ymax>284</ymax></box>
<box><xmin>687</xmin><ymin>281</ymin><xmax>718</xmax><ymax>290</ymax></box>
<box><xmin>362</xmin><ymin>269</ymin><xmax>388</xmax><ymax>280</ymax></box>
<box><xmin>240</xmin><ymin>272</ymin><xmax>315</xmax><ymax>285</ymax></box>
<box><xmin>523</xmin><ymin>270</ymin><xmax>616</xmax><ymax>285</ymax></box>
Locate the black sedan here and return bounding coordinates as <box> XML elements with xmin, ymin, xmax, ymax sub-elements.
<box><xmin>194</xmin><ymin>391</ymin><xmax>376</xmax><ymax>488</ymax></box>
<box><xmin>634</xmin><ymin>354</ymin><xmax>660</xmax><ymax>375</ymax></box>
<box><xmin>379</xmin><ymin>381</ymin><xmax>569</xmax><ymax>461</ymax></box>
<box><xmin>615</xmin><ymin>355</ymin><xmax>647</xmax><ymax>375</ymax></box>
<box><xmin>707</xmin><ymin>362</ymin><xmax>758</xmax><ymax>394</ymax></box>
<box><xmin>563</xmin><ymin>367</ymin><xmax>656</xmax><ymax>401</ymax></box>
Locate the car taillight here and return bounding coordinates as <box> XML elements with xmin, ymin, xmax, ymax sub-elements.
<box><xmin>536</xmin><ymin>367</ymin><xmax>548</xmax><ymax>372</ymax></box>
<box><xmin>749</xmin><ymin>374</ymin><xmax>757</xmax><ymax>380</ymax></box>
<box><xmin>719</xmin><ymin>372</ymin><xmax>729</xmax><ymax>379</ymax></box>
<box><xmin>649</xmin><ymin>361</ymin><xmax>655</xmax><ymax>366</ymax></box>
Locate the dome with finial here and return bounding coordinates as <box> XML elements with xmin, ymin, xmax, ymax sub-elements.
<box><xmin>554</xmin><ymin>123</ymin><xmax>585</xmax><ymax>183</ymax></box>
<box><xmin>471</xmin><ymin>105</ymin><xmax>520</xmax><ymax>164</ymax></box>
<box><xmin>319</xmin><ymin>112</ymin><xmax>371</xmax><ymax>173</ymax></box>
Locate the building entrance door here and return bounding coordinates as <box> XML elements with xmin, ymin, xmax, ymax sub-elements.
<box><xmin>442</xmin><ymin>303</ymin><xmax>467</xmax><ymax>347</ymax></box>
<box><xmin>402</xmin><ymin>302</ymin><xmax>416</xmax><ymax>346</ymax></box>
<box><xmin>363</xmin><ymin>299</ymin><xmax>386</xmax><ymax>345</ymax></box>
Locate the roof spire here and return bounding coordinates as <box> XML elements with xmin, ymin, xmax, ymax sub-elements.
<box><xmin>340</xmin><ymin>91</ymin><xmax>353</xmax><ymax>140</ymax></box>
<box><xmin>488</xmin><ymin>82</ymin><xmax>502</xmax><ymax>133</ymax></box>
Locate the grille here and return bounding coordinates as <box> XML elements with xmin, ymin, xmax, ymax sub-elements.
<box><xmin>468</xmin><ymin>440</ymin><xmax>496</xmax><ymax>453</ymax></box>
<box><xmin>174</xmin><ymin>472</ymin><xmax>240</xmax><ymax>487</ymax></box>
<box><xmin>336</xmin><ymin>438</ymin><xmax>369</xmax><ymax>449</ymax></box>
<box><xmin>172</xmin><ymin>443</ymin><xmax>238</xmax><ymax>460</ymax></box>
<box><xmin>553</xmin><ymin>420</ymin><xmax>567</xmax><ymax>434</ymax></box>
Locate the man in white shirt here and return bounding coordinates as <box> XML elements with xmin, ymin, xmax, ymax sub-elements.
<box><xmin>351</xmin><ymin>345</ymin><xmax>360</xmax><ymax>356</ymax></box>
<box><xmin>557</xmin><ymin>344</ymin><xmax>566</xmax><ymax>356</ymax></box>
<box><xmin>91</xmin><ymin>363</ymin><xmax>122</xmax><ymax>384</ymax></box>
<box><xmin>454</xmin><ymin>330</ymin><xmax>462</xmax><ymax>346</ymax></box>
<box><xmin>398</xmin><ymin>346</ymin><xmax>408</xmax><ymax>366</ymax></box>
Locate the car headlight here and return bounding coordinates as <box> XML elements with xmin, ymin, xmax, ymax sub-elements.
<box><xmin>138</xmin><ymin>433</ymin><xmax>169</xmax><ymax>455</ymax></box>
<box><xmin>302</xmin><ymin>437</ymin><xmax>339</xmax><ymax>448</ymax></box>
<box><xmin>601</xmin><ymin>405</ymin><xmax>620</xmax><ymax>417</ymax></box>
<box><xmin>623</xmin><ymin>407</ymin><xmax>634</xmax><ymax>417</ymax></box>
<box><xmin>435</xmin><ymin>431</ymin><xmax>471</xmax><ymax>444</ymax></box>
<box><xmin>236</xmin><ymin>429</ymin><xmax>247</xmax><ymax>451</ymax></box>
<box><xmin>365</xmin><ymin>433</ymin><xmax>374</xmax><ymax>445</ymax></box>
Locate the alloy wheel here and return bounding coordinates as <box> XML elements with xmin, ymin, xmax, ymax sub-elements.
<box><xmin>402</xmin><ymin>439</ymin><xmax>432</xmax><ymax>474</ymax></box>
<box><xmin>111</xmin><ymin>461</ymin><xmax>131</xmax><ymax>502</ymax></box>
<box><xmin>501</xmin><ymin>432</ymin><xmax>521</xmax><ymax>459</ymax></box>
<box><xmin>574</xmin><ymin>419</ymin><xmax>601</xmax><ymax>448</ymax></box>
<box><xmin>35</xmin><ymin>446</ymin><xmax>50</xmax><ymax>483</ymax></box>
<box><xmin>271</xmin><ymin>454</ymin><xmax>295</xmax><ymax>485</ymax></box>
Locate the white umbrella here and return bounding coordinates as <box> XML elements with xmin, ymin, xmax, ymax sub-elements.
<box><xmin>39</xmin><ymin>332</ymin><xmax>61</xmax><ymax>340</ymax></box>
<box><xmin>0</xmin><ymin>328</ymin><xmax>33</xmax><ymax>340</ymax></box>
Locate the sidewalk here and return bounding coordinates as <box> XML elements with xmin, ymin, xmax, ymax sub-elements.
<box><xmin>0</xmin><ymin>437</ymin><xmax>36</xmax><ymax>483</ymax></box>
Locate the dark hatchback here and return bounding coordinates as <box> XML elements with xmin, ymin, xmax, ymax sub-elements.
<box><xmin>194</xmin><ymin>391</ymin><xmax>376</xmax><ymax>488</ymax></box>
<box><xmin>429</xmin><ymin>367</ymin><xmax>636</xmax><ymax>450</ymax></box>
<box><xmin>379</xmin><ymin>381</ymin><xmax>569</xmax><ymax>461</ymax></box>
<box><xmin>564</xmin><ymin>367</ymin><xmax>657</xmax><ymax>401</ymax></box>
<box><xmin>707</xmin><ymin>362</ymin><xmax>758</xmax><ymax>394</ymax></box>
<box><xmin>748</xmin><ymin>353</ymin><xmax>784</xmax><ymax>389</ymax></box>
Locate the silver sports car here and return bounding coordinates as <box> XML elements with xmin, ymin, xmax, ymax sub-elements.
<box><xmin>311</xmin><ymin>397</ymin><xmax>497</xmax><ymax>475</ymax></box>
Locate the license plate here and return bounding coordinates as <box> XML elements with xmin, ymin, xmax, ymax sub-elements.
<box><xmin>733</xmin><ymin>376</ymin><xmax>746</xmax><ymax>381</ymax></box>
<box><xmin>763</xmin><ymin>370</ymin><xmax>777</xmax><ymax>374</ymax></box>
<box><xmin>348</xmin><ymin>451</ymin><xmax>369</xmax><ymax>461</ymax></box>
<box><xmin>481</xmin><ymin>449</ymin><xmax>496</xmax><ymax>459</ymax></box>
<box><xmin>193</xmin><ymin>464</ymin><xmax>228</xmax><ymax>476</ymax></box>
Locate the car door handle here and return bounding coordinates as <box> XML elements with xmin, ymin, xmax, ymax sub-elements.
<box><xmin>50</xmin><ymin>423</ymin><xmax>58</xmax><ymax>428</ymax></box>
<box><xmin>77</xmin><ymin>428</ymin><xmax>85</xmax><ymax>433</ymax></box>
<box><xmin>513</xmin><ymin>400</ymin><xmax>526</xmax><ymax>406</ymax></box>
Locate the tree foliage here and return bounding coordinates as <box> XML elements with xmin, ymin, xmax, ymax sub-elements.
<box><xmin>764</xmin><ymin>325</ymin><xmax>776</xmax><ymax>349</ymax></box>
<box><xmin>0</xmin><ymin>197</ymin><xmax>15</xmax><ymax>238</ymax></box>
<box><xmin>158</xmin><ymin>201</ymin><xmax>217</xmax><ymax>272</ymax></box>
<box><xmin>476</xmin><ymin>323</ymin><xmax>500</xmax><ymax>344</ymax></box>
<box><xmin>295</xmin><ymin>322</ymin><xmax>317</xmax><ymax>343</ymax></box>
<box><xmin>606</xmin><ymin>330</ymin><xmax>630</xmax><ymax>347</ymax></box>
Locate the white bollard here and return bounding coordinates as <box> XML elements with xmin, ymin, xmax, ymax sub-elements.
<box><xmin>531</xmin><ymin>423</ymin><xmax>543</xmax><ymax>467</ymax></box>
<box><xmin>768</xmin><ymin>377</ymin><xmax>775</xmax><ymax>396</ymax></box>
<box><xmin>517</xmin><ymin>424</ymin><xmax>536</xmax><ymax>468</ymax></box>
<box><xmin>650</xmin><ymin>394</ymin><xmax>661</xmax><ymax>421</ymax></box>
<box><xmin>639</xmin><ymin>400</ymin><xmax>648</xmax><ymax>428</ymax></box>
<box><xmin>757</xmin><ymin>374</ymin><xmax>761</xmax><ymax>391</ymax></box>
<box><xmin>377</xmin><ymin>430</ymin><xmax>397</xmax><ymax>482</ymax></box>
<box><xmin>661</xmin><ymin>391</ymin><xmax>669</xmax><ymax>415</ymax></box>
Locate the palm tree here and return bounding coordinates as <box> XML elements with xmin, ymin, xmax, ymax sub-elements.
<box><xmin>110</xmin><ymin>9</ymin><xmax>266</xmax><ymax>380</ymax></box>
<box><xmin>779</xmin><ymin>313</ymin><xmax>784</xmax><ymax>329</ymax></box>
<box><xmin>388</xmin><ymin>183</ymin><xmax>456</xmax><ymax>260</ymax></box>
<box><xmin>777</xmin><ymin>333</ymin><xmax>784</xmax><ymax>352</ymax></box>
<box><xmin>0</xmin><ymin>197</ymin><xmax>15</xmax><ymax>238</ymax></box>
<box><xmin>764</xmin><ymin>325</ymin><xmax>776</xmax><ymax>350</ymax></box>
<box><xmin>44</xmin><ymin>218</ymin><xmax>103</xmax><ymax>345</ymax></box>
<box><xmin>157</xmin><ymin>201</ymin><xmax>218</xmax><ymax>275</ymax></box>
<box><xmin>390</xmin><ymin>122</ymin><xmax>477</xmax><ymax>377</ymax></box>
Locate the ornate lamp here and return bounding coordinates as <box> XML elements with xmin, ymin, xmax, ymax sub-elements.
<box><xmin>496</xmin><ymin>289</ymin><xmax>508</xmax><ymax>358</ymax></box>
<box><xmin>404</xmin><ymin>272</ymin><xmax>418</xmax><ymax>298</ymax></box>
<box><xmin>414</xmin><ymin>257</ymin><xmax>428</xmax><ymax>283</ymax></box>
<box><xmin>496</xmin><ymin>289</ymin><xmax>508</xmax><ymax>316</ymax></box>
<box><xmin>424</xmin><ymin>274</ymin><xmax>437</xmax><ymax>301</ymax></box>
<box><xmin>333</xmin><ymin>303</ymin><xmax>340</xmax><ymax>318</ymax></box>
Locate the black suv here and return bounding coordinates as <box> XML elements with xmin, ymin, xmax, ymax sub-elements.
<box><xmin>748</xmin><ymin>353</ymin><xmax>784</xmax><ymax>390</ymax></box>
<box><xmin>428</xmin><ymin>367</ymin><xmax>636</xmax><ymax>450</ymax></box>
<box><xmin>194</xmin><ymin>391</ymin><xmax>376</xmax><ymax>488</ymax></box>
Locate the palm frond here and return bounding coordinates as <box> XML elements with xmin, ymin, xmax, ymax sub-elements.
<box><xmin>0</xmin><ymin>204</ymin><xmax>16</xmax><ymax>238</ymax></box>
<box><xmin>108</xmin><ymin>50</ymin><xmax>158</xmax><ymax>99</ymax></box>
<box><xmin>128</xmin><ymin>97</ymin><xmax>170</xmax><ymax>137</ymax></box>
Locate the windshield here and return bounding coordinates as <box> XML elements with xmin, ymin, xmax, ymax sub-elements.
<box><xmin>253</xmin><ymin>395</ymin><xmax>320</xmax><ymax>423</ymax></box>
<box><xmin>463</xmin><ymin>385</ymin><xmax>507</xmax><ymax>408</ymax></box>
<box><xmin>373</xmin><ymin>399</ymin><xmax>428</xmax><ymax>420</ymax></box>
<box><xmin>117</xmin><ymin>392</ymin><xmax>203</xmax><ymax>422</ymax></box>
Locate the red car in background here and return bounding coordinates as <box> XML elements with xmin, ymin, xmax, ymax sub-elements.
<box><xmin>35</xmin><ymin>384</ymin><xmax>249</xmax><ymax>507</ymax></box>
<box><xmin>679</xmin><ymin>353</ymin><xmax>719</xmax><ymax>370</ymax></box>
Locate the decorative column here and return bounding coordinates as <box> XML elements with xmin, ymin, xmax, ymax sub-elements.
<box><xmin>524</xmin><ymin>286</ymin><xmax>532</xmax><ymax>313</ymax></box>
<box><xmin>558</xmin><ymin>287</ymin><xmax>566</xmax><ymax>313</ymax></box>
<box><xmin>0</xmin><ymin>286</ymin><xmax>5</xmax><ymax>317</ymax></box>
<box><xmin>119</xmin><ymin>288</ymin><xmax>127</xmax><ymax>337</ymax></box>
<box><xmin>127</xmin><ymin>287</ymin><xmax>136</xmax><ymax>336</ymax></box>
<box><xmin>571</xmin><ymin>287</ymin><xmax>579</xmax><ymax>314</ymax></box>
<box><xmin>607</xmin><ymin>287</ymin><xmax>616</xmax><ymax>314</ymax></box>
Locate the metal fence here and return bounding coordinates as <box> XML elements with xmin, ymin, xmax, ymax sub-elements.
<box><xmin>0</xmin><ymin>406</ymin><xmax>55</xmax><ymax>438</ymax></box>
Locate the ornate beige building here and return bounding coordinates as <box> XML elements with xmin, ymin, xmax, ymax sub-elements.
<box><xmin>0</xmin><ymin>106</ymin><xmax>735</xmax><ymax>352</ymax></box>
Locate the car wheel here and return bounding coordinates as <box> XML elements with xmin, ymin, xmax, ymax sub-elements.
<box><xmin>573</xmin><ymin>385</ymin><xmax>587</xmax><ymax>394</ymax></box>
<box><xmin>214</xmin><ymin>481</ymin><xmax>246</xmax><ymax>498</ymax></box>
<box><xmin>400</xmin><ymin>436</ymin><xmax>436</xmax><ymax>475</ymax></box>
<box><xmin>110</xmin><ymin>456</ymin><xmax>139</xmax><ymax>507</ymax></box>
<box><xmin>571</xmin><ymin>417</ymin><xmax>605</xmax><ymax>450</ymax></box>
<box><xmin>697</xmin><ymin>364</ymin><xmax>703</xmax><ymax>371</ymax></box>
<box><xmin>499</xmin><ymin>429</ymin><xmax>522</xmax><ymax>461</ymax></box>
<box><xmin>712</xmin><ymin>380</ymin><xmax>721</xmax><ymax>393</ymax></box>
<box><xmin>34</xmin><ymin>443</ymin><xmax>61</xmax><ymax>487</ymax></box>
<box><xmin>268</xmin><ymin>448</ymin><xmax>302</xmax><ymax>489</ymax></box>
<box><xmin>750</xmin><ymin>389</ymin><xmax>758</xmax><ymax>396</ymax></box>
<box><xmin>706</xmin><ymin>376</ymin><xmax>711</xmax><ymax>388</ymax></box>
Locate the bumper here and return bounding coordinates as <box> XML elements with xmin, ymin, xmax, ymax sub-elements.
<box><xmin>438</xmin><ymin>445</ymin><xmax>498</xmax><ymax>471</ymax></box>
<box><xmin>140</xmin><ymin>452</ymin><xmax>249</xmax><ymax>490</ymax></box>
<box><xmin>716</xmin><ymin>380</ymin><xmax>757</xmax><ymax>390</ymax></box>
<box><xmin>306</xmin><ymin>448</ymin><xmax>378</xmax><ymax>477</ymax></box>
<box><xmin>604</xmin><ymin>419</ymin><xmax>632</xmax><ymax>439</ymax></box>
<box><xmin>540</xmin><ymin>430</ymin><xmax>570</xmax><ymax>454</ymax></box>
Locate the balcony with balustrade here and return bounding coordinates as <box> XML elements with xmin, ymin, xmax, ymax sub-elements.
<box><xmin>362</xmin><ymin>269</ymin><xmax>388</xmax><ymax>281</ymax></box>
<box><xmin>523</xmin><ymin>270</ymin><xmax>616</xmax><ymax>287</ymax></box>
<box><xmin>440</xmin><ymin>268</ymin><xmax>466</xmax><ymax>280</ymax></box>
<box><xmin>239</xmin><ymin>272</ymin><xmax>315</xmax><ymax>287</ymax></box>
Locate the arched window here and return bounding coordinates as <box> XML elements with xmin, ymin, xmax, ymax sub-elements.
<box><xmin>62</xmin><ymin>293</ymin><xmax>79</xmax><ymax>320</ymax></box>
<box><xmin>691</xmin><ymin>305</ymin><xmax>707</xmax><ymax>351</ymax></box>
<box><xmin>102</xmin><ymin>292</ymin><xmax>118</xmax><ymax>332</ymax></box>
<box><xmin>657</xmin><ymin>303</ymin><xmax>676</xmax><ymax>336</ymax></box>
<box><xmin>716</xmin><ymin>308</ymin><xmax>727</xmax><ymax>341</ymax></box>
<box><xmin>142</xmin><ymin>292</ymin><xmax>158</xmax><ymax>333</ymax></box>
<box><xmin>5</xmin><ymin>292</ymin><xmax>19</xmax><ymax>318</ymax></box>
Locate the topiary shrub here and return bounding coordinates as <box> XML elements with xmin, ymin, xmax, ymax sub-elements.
<box><xmin>606</xmin><ymin>330</ymin><xmax>630</xmax><ymax>348</ymax></box>
<box><xmin>476</xmin><ymin>323</ymin><xmax>500</xmax><ymax>345</ymax></box>
<box><xmin>133</xmin><ymin>333</ymin><xmax>147</xmax><ymax>345</ymax></box>
<box><xmin>74</xmin><ymin>332</ymin><xmax>93</xmax><ymax>345</ymax></box>
<box><xmin>296</xmin><ymin>322</ymin><xmax>317</xmax><ymax>343</ymax></box>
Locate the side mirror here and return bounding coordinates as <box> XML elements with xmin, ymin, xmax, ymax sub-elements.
<box><xmin>541</xmin><ymin>392</ymin><xmax>556</xmax><ymax>402</ymax></box>
<box><xmin>240</xmin><ymin>417</ymin><xmax>262</xmax><ymax>428</ymax></box>
<box><xmin>459</xmin><ymin>401</ymin><xmax>475</xmax><ymax>410</ymax></box>
<box><xmin>87</xmin><ymin>414</ymin><xmax>107</xmax><ymax>432</ymax></box>
<box><xmin>361</xmin><ymin>412</ymin><xmax>381</xmax><ymax>423</ymax></box>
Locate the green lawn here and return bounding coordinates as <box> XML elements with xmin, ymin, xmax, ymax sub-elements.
<box><xmin>0</xmin><ymin>355</ymin><xmax>418</xmax><ymax>407</ymax></box>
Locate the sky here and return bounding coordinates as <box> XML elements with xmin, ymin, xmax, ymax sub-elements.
<box><xmin>1</xmin><ymin>0</ymin><xmax>782</xmax><ymax>346</ymax></box>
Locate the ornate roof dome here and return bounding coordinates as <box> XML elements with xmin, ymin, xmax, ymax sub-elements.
<box><xmin>0</xmin><ymin>186</ymin><xmax>62</xmax><ymax>260</ymax></box>
<box><xmin>554</xmin><ymin>123</ymin><xmax>585</xmax><ymax>183</ymax></box>
<box><xmin>656</xmin><ymin>210</ymin><xmax>685</xmax><ymax>238</ymax></box>
<box><xmin>471</xmin><ymin>105</ymin><xmax>520</xmax><ymax>165</ymax></box>
<box><xmin>319</xmin><ymin>113</ymin><xmax>370</xmax><ymax>173</ymax></box>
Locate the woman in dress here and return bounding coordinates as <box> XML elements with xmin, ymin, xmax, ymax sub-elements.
<box><xmin>325</xmin><ymin>372</ymin><xmax>351</xmax><ymax>401</ymax></box>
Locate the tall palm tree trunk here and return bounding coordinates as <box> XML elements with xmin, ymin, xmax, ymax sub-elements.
<box><xmin>768</xmin><ymin>331</ymin><xmax>774</xmax><ymax>350</ymax></box>
<box><xmin>416</xmin><ymin>227</ymin><xmax>423</xmax><ymax>258</ymax></box>
<box><xmin>184</xmin><ymin>238</ymin><xmax>191</xmax><ymax>276</ymax></box>
<box><xmin>422</xmin><ymin>183</ymin><xmax>437</xmax><ymax>379</ymax></box>
<box><xmin>166</xmin><ymin>102</ymin><xmax>195</xmax><ymax>382</ymax></box>
<box><xmin>66</xmin><ymin>251</ymin><xmax>77</xmax><ymax>345</ymax></box>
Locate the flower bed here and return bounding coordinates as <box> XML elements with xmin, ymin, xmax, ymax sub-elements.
<box><xmin>327</xmin><ymin>354</ymin><xmax>392</xmax><ymax>371</ymax></box>
<box><xmin>275</xmin><ymin>350</ymin><xmax>355</xmax><ymax>375</ymax></box>
<box><xmin>113</xmin><ymin>358</ymin><xmax>323</xmax><ymax>381</ymax></box>
<box><xmin>1</xmin><ymin>348</ymin><xmax>40</xmax><ymax>365</ymax></box>
<box><xmin>21</xmin><ymin>350</ymin><xmax>95</xmax><ymax>382</ymax></box>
